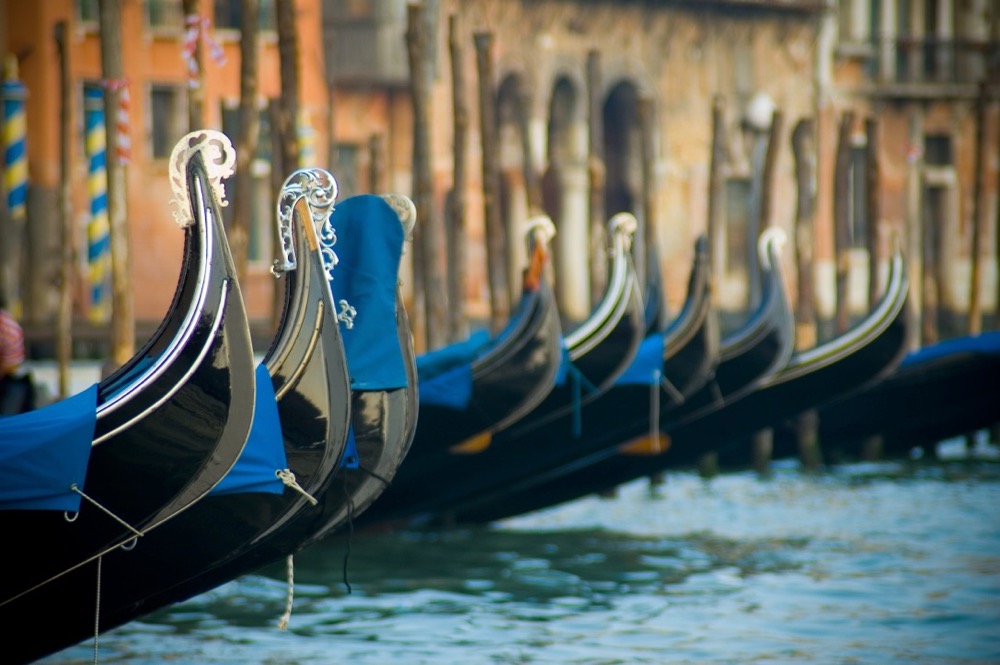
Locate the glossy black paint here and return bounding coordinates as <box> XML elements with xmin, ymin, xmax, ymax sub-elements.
<box><xmin>12</xmin><ymin>191</ymin><xmax>353</xmax><ymax>662</ymax></box>
<box><xmin>1</xmin><ymin>151</ymin><xmax>256</xmax><ymax>620</ymax></box>
<box><xmin>3</xmin><ymin>149</ymin><xmax>260</xmax><ymax>663</ymax></box>
<box><xmin>360</xmin><ymin>220</ymin><xmax>646</xmax><ymax>527</ymax></box>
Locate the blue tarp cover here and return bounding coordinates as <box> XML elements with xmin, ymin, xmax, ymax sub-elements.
<box><xmin>340</xmin><ymin>427</ymin><xmax>359</xmax><ymax>469</ymax></box>
<box><xmin>210</xmin><ymin>363</ymin><xmax>287</xmax><ymax>496</ymax></box>
<box><xmin>330</xmin><ymin>195</ymin><xmax>408</xmax><ymax>391</ymax></box>
<box><xmin>0</xmin><ymin>384</ymin><xmax>98</xmax><ymax>511</ymax></box>
<box><xmin>903</xmin><ymin>330</ymin><xmax>1000</xmax><ymax>366</ymax></box>
<box><xmin>615</xmin><ymin>333</ymin><xmax>666</xmax><ymax>386</ymax></box>
<box><xmin>416</xmin><ymin>328</ymin><xmax>491</xmax><ymax>383</ymax></box>
<box><xmin>419</xmin><ymin>362</ymin><xmax>476</xmax><ymax>409</ymax></box>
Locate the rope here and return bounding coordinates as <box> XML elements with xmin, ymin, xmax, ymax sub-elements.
<box><xmin>659</xmin><ymin>372</ymin><xmax>684</xmax><ymax>405</ymax></box>
<box><xmin>276</xmin><ymin>555</ymin><xmax>294</xmax><ymax>630</ymax></box>
<box><xmin>69</xmin><ymin>484</ymin><xmax>143</xmax><ymax>536</ymax></box>
<box><xmin>341</xmin><ymin>473</ymin><xmax>354</xmax><ymax>594</ymax></box>
<box><xmin>92</xmin><ymin>555</ymin><xmax>102</xmax><ymax>664</ymax></box>
<box><xmin>650</xmin><ymin>370</ymin><xmax>662</xmax><ymax>453</ymax></box>
<box><xmin>276</xmin><ymin>469</ymin><xmax>318</xmax><ymax>506</ymax></box>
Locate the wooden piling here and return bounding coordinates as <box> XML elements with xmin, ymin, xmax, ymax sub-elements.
<box><xmin>862</xmin><ymin>115</ymin><xmax>884</xmax><ymax>460</ymax></box>
<box><xmin>407</xmin><ymin>2</ymin><xmax>448</xmax><ymax>350</ymax></box>
<box><xmin>447</xmin><ymin>14</ymin><xmax>468</xmax><ymax>343</ymax></box>
<box><xmin>474</xmin><ymin>31</ymin><xmax>510</xmax><ymax>334</ymax></box>
<box><xmin>98</xmin><ymin>0</ymin><xmax>135</xmax><ymax>370</ymax></box>
<box><xmin>55</xmin><ymin>20</ymin><xmax>74</xmax><ymax>398</ymax></box>
<box><xmin>968</xmin><ymin>80</ymin><xmax>988</xmax><ymax>336</ymax></box>
<box><xmin>791</xmin><ymin>117</ymin><xmax>822</xmax><ymax>471</ymax></box>
<box><xmin>586</xmin><ymin>50</ymin><xmax>607</xmax><ymax>303</ymax></box>
<box><xmin>833</xmin><ymin>110</ymin><xmax>855</xmax><ymax>336</ymax></box>
<box><xmin>707</xmin><ymin>95</ymin><xmax>726</xmax><ymax>291</ymax></box>
<box><xmin>229</xmin><ymin>0</ymin><xmax>260</xmax><ymax>285</ymax></box>
<box><xmin>637</xmin><ymin>96</ymin><xmax>657</xmax><ymax>301</ymax></box>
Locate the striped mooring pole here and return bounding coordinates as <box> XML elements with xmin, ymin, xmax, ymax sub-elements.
<box><xmin>1</xmin><ymin>55</ymin><xmax>28</xmax><ymax>317</ymax></box>
<box><xmin>84</xmin><ymin>86</ymin><xmax>111</xmax><ymax>323</ymax></box>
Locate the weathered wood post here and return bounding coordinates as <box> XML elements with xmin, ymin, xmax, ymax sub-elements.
<box><xmin>229</xmin><ymin>0</ymin><xmax>260</xmax><ymax>285</ymax></box>
<box><xmin>369</xmin><ymin>133</ymin><xmax>383</xmax><ymax>192</ymax></box>
<box><xmin>98</xmin><ymin>0</ymin><xmax>135</xmax><ymax>371</ymax></box>
<box><xmin>833</xmin><ymin>110</ymin><xmax>855</xmax><ymax>336</ymax></box>
<box><xmin>865</xmin><ymin>116</ymin><xmax>881</xmax><ymax>308</ymax></box>
<box><xmin>182</xmin><ymin>0</ymin><xmax>204</xmax><ymax>129</ymax></box>
<box><xmin>635</xmin><ymin>96</ymin><xmax>662</xmax><ymax>306</ymax></box>
<box><xmin>968</xmin><ymin>80</ymin><xmax>988</xmax><ymax>336</ymax></box>
<box><xmin>707</xmin><ymin>95</ymin><xmax>726</xmax><ymax>295</ymax></box>
<box><xmin>586</xmin><ymin>50</ymin><xmax>607</xmax><ymax>303</ymax></box>
<box><xmin>407</xmin><ymin>1</ymin><xmax>448</xmax><ymax>350</ymax></box>
<box><xmin>447</xmin><ymin>13</ymin><xmax>468</xmax><ymax>342</ymax></box>
<box><xmin>791</xmin><ymin>117</ymin><xmax>823</xmax><ymax>471</ymax></box>
<box><xmin>861</xmin><ymin>115</ymin><xmax>884</xmax><ymax>461</ymax></box>
<box><xmin>55</xmin><ymin>20</ymin><xmax>74</xmax><ymax>398</ymax></box>
<box><xmin>474</xmin><ymin>31</ymin><xmax>510</xmax><ymax>334</ymax></box>
<box><xmin>750</xmin><ymin>107</ymin><xmax>783</xmax><ymax>476</ymax></box>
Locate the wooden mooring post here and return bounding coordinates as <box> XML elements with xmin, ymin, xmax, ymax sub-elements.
<box><xmin>791</xmin><ymin>117</ymin><xmax>823</xmax><ymax>471</ymax></box>
<box><xmin>861</xmin><ymin>116</ymin><xmax>884</xmax><ymax>461</ymax></box>
<box><xmin>750</xmin><ymin>107</ymin><xmax>782</xmax><ymax>476</ymax></box>
<box><xmin>446</xmin><ymin>14</ymin><xmax>468</xmax><ymax>343</ymax></box>
<box><xmin>474</xmin><ymin>31</ymin><xmax>510</xmax><ymax>334</ymax></box>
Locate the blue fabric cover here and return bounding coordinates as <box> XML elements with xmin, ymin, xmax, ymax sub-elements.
<box><xmin>902</xmin><ymin>330</ymin><xmax>1000</xmax><ymax>367</ymax></box>
<box><xmin>416</xmin><ymin>328</ymin><xmax>491</xmax><ymax>383</ymax></box>
<box><xmin>330</xmin><ymin>195</ymin><xmax>408</xmax><ymax>391</ymax></box>
<box><xmin>419</xmin><ymin>363</ymin><xmax>475</xmax><ymax>409</ymax></box>
<box><xmin>0</xmin><ymin>384</ymin><xmax>98</xmax><ymax>511</ymax></box>
<box><xmin>210</xmin><ymin>363</ymin><xmax>287</xmax><ymax>496</ymax></box>
<box><xmin>553</xmin><ymin>343</ymin><xmax>571</xmax><ymax>387</ymax></box>
<box><xmin>340</xmin><ymin>427</ymin><xmax>359</xmax><ymax>469</ymax></box>
<box><xmin>615</xmin><ymin>333</ymin><xmax>666</xmax><ymax>386</ymax></box>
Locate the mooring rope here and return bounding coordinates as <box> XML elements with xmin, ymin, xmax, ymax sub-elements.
<box><xmin>276</xmin><ymin>469</ymin><xmax>318</xmax><ymax>506</ymax></box>
<box><xmin>649</xmin><ymin>370</ymin><xmax>662</xmax><ymax>452</ymax></box>
<box><xmin>69</xmin><ymin>484</ymin><xmax>144</xmax><ymax>537</ymax></box>
<box><xmin>92</xmin><ymin>555</ymin><xmax>102</xmax><ymax>665</ymax></box>
<box><xmin>341</xmin><ymin>472</ymin><xmax>355</xmax><ymax>594</ymax></box>
<box><xmin>277</xmin><ymin>555</ymin><xmax>294</xmax><ymax>630</ymax></box>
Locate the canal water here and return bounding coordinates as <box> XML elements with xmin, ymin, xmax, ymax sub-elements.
<box><xmin>39</xmin><ymin>450</ymin><xmax>1000</xmax><ymax>664</ymax></box>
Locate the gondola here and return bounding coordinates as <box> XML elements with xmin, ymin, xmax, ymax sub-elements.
<box><xmin>358</xmin><ymin>213</ymin><xmax>645</xmax><ymax>528</ymax></box>
<box><xmin>0</xmin><ymin>131</ymin><xmax>256</xmax><ymax>622</ymax></box>
<box><xmin>400</xmin><ymin>215</ymin><xmax>562</xmax><ymax>457</ymax></box>
<box><xmin>445</xmin><ymin>228</ymin><xmax>795</xmax><ymax>524</ymax></box>
<box><xmin>0</xmin><ymin>163</ymin><xmax>357</xmax><ymax>663</ymax></box>
<box><xmin>297</xmin><ymin>192</ymin><xmax>420</xmax><ymax>547</ymax></box>
<box><xmin>470</xmin><ymin>236</ymin><xmax>911</xmax><ymax>524</ymax></box>
<box><xmin>86</xmin><ymin>181</ymin><xmax>416</xmax><ymax>633</ymax></box>
<box><xmin>793</xmin><ymin>326</ymin><xmax>1000</xmax><ymax>462</ymax></box>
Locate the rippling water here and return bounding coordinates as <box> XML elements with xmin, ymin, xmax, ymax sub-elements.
<box><xmin>40</xmin><ymin>459</ymin><xmax>1000</xmax><ymax>664</ymax></box>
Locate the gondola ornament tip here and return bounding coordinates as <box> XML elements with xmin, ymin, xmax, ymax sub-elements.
<box><xmin>168</xmin><ymin>129</ymin><xmax>237</xmax><ymax>228</ymax></box>
<box><xmin>272</xmin><ymin>167</ymin><xmax>340</xmax><ymax>277</ymax></box>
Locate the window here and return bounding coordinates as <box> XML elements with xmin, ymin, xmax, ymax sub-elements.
<box><xmin>213</xmin><ymin>0</ymin><xmax>276</xmax><ymax>31</ymax></box>
<box><xmin>76</xmin><ymin>0</ymin><xmax>98</xmax><ymax>26</ymax></box>
<box><xmin>150</xmin><ymin>84</ymin><xmax>187</xmax><ymax>160</ymax></box>
<box><xmin>924</xmin><ymin>134</ymin><xmax>952</xmax><ymax>167</ymax></box>
<box><xmin>848</xmin><ymin>145</ymin><xmax>869</xmax><ymax>248</ymax></box>
<box><xmin>147</xmin><ymin>0</ymin><xmax>183</xmax><ymax>30</ymax></box>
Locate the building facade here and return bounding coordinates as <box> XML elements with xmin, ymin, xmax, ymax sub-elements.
<box><xmin>0</xmin><ymin>0</ymin><xmax>996</xmax><ymax>355</ymax></box>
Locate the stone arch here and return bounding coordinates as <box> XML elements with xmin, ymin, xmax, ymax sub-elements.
<box><xmin>543</xmin><ymin>74</ymin><xmax>590</xmax><ymax>322</ymax></box>
<box><xmin>602</xmin><ymin>78</ymin><xmax>647</xmax><ymax>289</ymax></box>
<box><xmin>496</xmin><ymin>72</ymin><xmax>530</xmax><ymax>303</ymax></box>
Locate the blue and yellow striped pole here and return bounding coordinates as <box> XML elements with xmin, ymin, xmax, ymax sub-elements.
<box><xmin>2</xmin><ymin>55</ymin><xmax>28</xmax><ymax>317</ymax></box>
<box><xmin>84</xmin><ymin>86</ymin><xmax>111</xmax><ymax>323</ymax></box>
